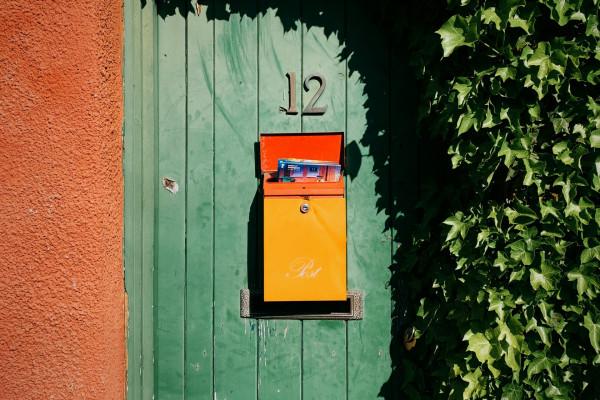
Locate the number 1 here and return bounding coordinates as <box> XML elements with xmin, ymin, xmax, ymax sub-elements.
<box><xmin>285</xmin><ymin>72</ymin><xmax>298</xmax><ymax>115</ymax></box>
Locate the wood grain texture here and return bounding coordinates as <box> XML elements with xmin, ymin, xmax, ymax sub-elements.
<box><xmin>301</xmin><ymin>0</ymin><xmax>346</xmax><ymax>134</ymax></box>
<box><xmin>124</xmin><ymin>1</ymin><xmax>412</xmax><ymax>398</ymax></box>
<box><xmin>257</xmin><ymin>319</ymin><xmax>302</xmax><ymax>399</ymax></box>
<box><xmin>345</xmin><ymin>3</ymin><xmax>393</xmax><ymax>398</ymax></box>
<box><xmin>302</xmin><ymin>320</ymin><xmax>347</xmax><ymax>399</ymax></box>
<box><xmin>140</xmin><ymin>4</ymin><xmax>158</xmax><ymax>398</ymax></box>
<box><xmin>155</xmin><ymin>2</ymin><xmax>187</xmax><ymax>398</ymax></box>
<box><xmin>124</xmin><ymin>0</ymin><xmax>158</xmax><ymax>398</ymax></box>
<box><xmin>257</xmin><ymin>2</ymin><xmax>303</xmax><ymax>399</ymax></box>
<box><xmin>390</xmin><ymin>42</ymin><xmax>421</xmax><ymax>400</ymax></box>
<box><xmin>185</xmin><ymin>3</ymin><xmax>215</xmax><ymax>397</ymax></box>
<box><xmin>301</xmin><ymin>1</ymin><xmax>348</xmax><ymax>399</ymax></box>
<box><xmin>123</xmin><ymin>0</ymin><xmax>142</xmax><ymax>397</ymax></box>
<box><xmin>213</xmin><ymin>6</ymin><xmax>259</xmax><ymax>399</ymax></box>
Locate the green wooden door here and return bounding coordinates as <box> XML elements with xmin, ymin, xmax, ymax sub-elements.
<box><xmin>124</xmin><ymin>1</ymin><xmax>417</xmax><ymax>398</ymax></box>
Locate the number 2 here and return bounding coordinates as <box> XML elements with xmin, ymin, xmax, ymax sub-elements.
<box><xmin>303</xmin><ymin>73</ymin><xmax>327</xmax><ymax>115</ymax></box>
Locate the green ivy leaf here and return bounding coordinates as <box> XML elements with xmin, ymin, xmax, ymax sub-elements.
<box><xmin>467</xmin><ymin>333</ymin><xmax>495</xmax><ymax>363</ymax></box>
<box><xmin>544</xmin><ymin>383</ymin><xmax>572</xmax><ymax>399</ymax></box>
<box><xmin>437</xmin><ymin>15</ymin><xmax>477</xmax><ymax>57</ymax></box>
<box><xmin>525</xmin><ymin>42</ymin><xmax>566</xmax><ymax>80</ymax></box>
<box><xmin>496</xmin><ymin>66</ymin><xmax>517</xmax><ymax>82</ymax></box>
<box><xmin>452</xmin><ymin>78</ymin><xmax>473</xmax><ymax>106</ymax></box>
<box><xmin>547</xmin><ymin>310</ymin><xmax>566</xmax><ymax>333</ymax></box>
<box><xmin>529</xmin><ymin>261</ymin><xmax>560</xmax><ymax>291</ymax></box>
<box><xmin>506</xmin><ymin>202</ymin><xmax>538</xmax><ymax>225</ymax></box>
<box><xmin>520</xmin><ymin>227</ymin><xmax>541</xmax><ymax>249</ymax></box>
<box><xmin>499</xmin><ymin>315</ymin><xmax>525</xmax><ymax>350</ymax></box>
<box><xmin>462</xmin><ymin>367</ymin><xmax>485</xmax><ymax>399</ymax></box>
<box><xmin>510</xmin><ymin>240</ymin><xmax>534</xmax><ymax>265</ymax></box>
<box><xmin>551</xmin><ymin>114</ymin><xmax>571</xmax><ymax>135</ymax></box>
<box><xmin>567</xmin><ymin>267</ymin><xmax>600</xmax><ymax>298</ymax></box>
<box><xmin>581</xmin><ymin>246</ymin><xmax>600</xmax><ymax>263</ymax></box>
<box><xmin>509</xmin><ymin>266</ymin><xmax>526</xmax><ymax>282</ymax></box>
<box><xmin>523</xmin><ymin>158</ymin><xmax>545</xmax><ymax>188</ymax></box>
<box><xmin>536</xmin><ymin>325</ymin><xmax>553</xmax><ymax>347</ymax></box>
<box><xmin>505</xmin><ymin>345</ymin><xmax>522</xmax><ymax>372</ymax></box>
<box><xmin>564</xmin><ymin>201</ymin><xmax>582</xmax><ymax>220</ymax></box>
<box><xmin>586</xmin><ymin>13</ymin><xmax>600</xmax><ymax>38</ymax></box>
<box><xmin>489</xmin><ymin>295</ymin><xmax>505</xmax><ymax>319</ymax></box>
<box><xmin>527</xmin><ymin>350</ymin><xmax>557</xmax><ymax>379</ymax></box>
<box><xmin>588</xmin><ymin>95</ymin><xmax>600</xmax><ymax>116</ymax></box>
<box><xmin>494</xmin><ymin>252</ymin><xmax>518</xmax><ymax>271</ymax></box>
<box><xmin>498</xmin><ymin>0</ymin><xmax>538</xmax><ymax>33</ymax></box>
<box><xmin>501</xmin><ymin>382</ymin><xmax>524</xmax><ymax>400</ymax></box>
<box><xmin>443</xmin><ymin>212</ymin><xmax>473</xmax><ymax>241</ymax></box>
<box><xmin>552</xmin><ymin>141</ymin><xmax>574</xmax><ymax>164</ymax></box>
<box><xmin>482</xmin><ymin>7</ymin><xmax>502</xmax><ymax>29</ymax></box>
<box><xmin>498</xmin><ymin>138</ymin><xmax>528</xmax><ymax>166</ymax></box>
<box><xmin>583</xmin><ymin>314</ymin><xmax>600</xmax><ymax>353</ymax></box>
<box><xmin>482</xmin><ymin>109</ymin><xmax>501</xmax><ymax>128</ymax></box>
<box><xmin>524</xmin><ymin>73</ymin><xmax>549</xmax><ymax>99</ymax></box>
<box><xmin>457</xmin><ymin>111</ymin><xmax>478</xmax><ymax>135</ymax></box>
<box><xmin>590</xmin><ymin>130</ymin><xmax>600</xmax><ymax>148</ymax></box>
<box><xmin>539</xmin><ymin>299</ymin><xmax>553</xmax><ymax>321</ymax></box>
<box><xmin>567</xmin><ymin>268</ymin><xmax>600</xmax><ymax>297</ymax></box>
<box><xmin>554</xmin><ymin>172</ymin><xmax>587</xmax><ymax>205</ymax></box>
<box><xmin>540</xmin><ymin>200</ymin><xmax>561</xmax><ymax>222</ymax></box>
<box><xmin>546</xmin><ymin>0</ymin><xmax>577</xmax><ymax>26</ymax></box>
<box><xmin>529</xmin><ymin>103</ymin><xmax>541</xmax><ymax>121</ymax></box>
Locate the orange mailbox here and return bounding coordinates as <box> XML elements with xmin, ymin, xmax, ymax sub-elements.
<box><xmin>260</xmin><ymin>132</ymin><xmax>346</xmax><ymax>302</ymax></box>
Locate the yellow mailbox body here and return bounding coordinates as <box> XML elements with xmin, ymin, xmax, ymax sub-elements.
<box><xmin>260</xmin><ymin>132</ymin><xmax>347</xmax><ymax>302</ymax></box>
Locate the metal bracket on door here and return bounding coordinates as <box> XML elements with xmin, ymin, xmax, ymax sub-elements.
<box><xmin>240</xmin><ymin>289</ymin><xmax>363</xmax><ymax>320</ymax></box>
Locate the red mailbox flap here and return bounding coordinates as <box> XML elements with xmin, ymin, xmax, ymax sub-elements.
<box><xmin>259</xmin><ymin>132</ymin><xmax>345</xmax><ymax>173</ymax></box>
<box><xmin>260</xmin><ymin>132</ymin><xmax>345</xmax><ymax>196</ymax></box>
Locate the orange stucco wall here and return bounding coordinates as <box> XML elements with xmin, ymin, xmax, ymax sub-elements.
<box><xmin>0</xmin><ymin>1</ymin><xmax>124</xmax><ymax>399</ymax></box>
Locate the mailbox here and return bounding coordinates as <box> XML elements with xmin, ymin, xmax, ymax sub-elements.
<box><xmin>260</xmin><ymin>132</ymin><xmax>346</xmax><ymax>302</ymax></box>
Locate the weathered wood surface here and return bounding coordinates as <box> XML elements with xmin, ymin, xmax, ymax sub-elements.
<box><xmin>125</xmin><ymin>0</ymin><xmax>417</xmax><ymax>398</ymax></box>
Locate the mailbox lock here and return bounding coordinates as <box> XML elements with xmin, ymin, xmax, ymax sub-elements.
<box><xmin>300</xmin><ymin>203</ymin><xmax>310</xmax><ymax>213</ymax></box>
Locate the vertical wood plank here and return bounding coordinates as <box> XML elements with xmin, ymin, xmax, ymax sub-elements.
<box><xmin>301</xmin><ymin>1</ymin><xmax>347</xmax><ymax>399</ymax></box>
<box><xmin>140</xmin><ymin>4</ymin><xmax>158</xmax><ymax>399</ymax></box>
<box><xmin>257</xmin><ymin>0</ymin><xmax>302</xmax><ymax>135</ymax></box>
<box><xmin>213</xmin><ymin>4</ymin><xmax>259</xmax><ymax>398</ymax></box>
<box><xmin>123</xmin><ymin>0</ymin><xmax>142</xmax><ymax>397</ymax></box>
<box><xmin>301</xmin><ymin>1</ymin><xmax>346</xmax><ymax>134</ymax></box>
<box><xmin>257</xmin><ymin>319</ymin><xmax>302</xmax><ymax>399</ymax></box>
<box><xmin>302</xmin><ymin>320</ymin><xmax>347</xmax><ymax>399</ymax></box>
<box><xmin>257</xmin><ymin>2</ymin><xmax>302</xmax><ymax>399</ymax></box>
<box><xmin>345</xmin><ymin>3</ymin><xmax>393</xmax><ymax>399</ymax></box>
<box><xmin>125</xmin><ymin>1</ymin><xmax>158</xmax><ymax>398</ymax></box>
<box><xmin>155</xmin><ymin>2</ymin><xmax>187</xmax><ymax>398</ymax></box>
<box><xmin>185</xmin><ymin>2</ymin><xmax>215</xmax><ymax>397</ymax></box>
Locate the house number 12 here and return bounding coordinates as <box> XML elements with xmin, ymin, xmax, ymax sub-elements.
<box><xmin>284</xmin><ymin>72</ymin><xmax>327</xmax><ymax>115</ymax></box>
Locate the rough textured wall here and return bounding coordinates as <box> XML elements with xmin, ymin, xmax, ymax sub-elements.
<box><xmin>0</xmin><ymin>1</ymin><xmax>124</xmax><ymax>398</ymax></box>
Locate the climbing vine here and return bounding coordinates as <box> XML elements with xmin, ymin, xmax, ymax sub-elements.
<box><xmin>392</xmin><ymin>0</ymin><xmax>600</xmax><ymax>398</ymax></box>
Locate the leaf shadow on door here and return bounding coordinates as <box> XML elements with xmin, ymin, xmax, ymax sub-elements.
<box><xmin>144</xmin><ymin>0</ymin><xmax>453</xmax><ymax>398</ymax></box>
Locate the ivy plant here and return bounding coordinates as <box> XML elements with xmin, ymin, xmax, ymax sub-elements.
<box><xmin>393</xmin><ymin>0</ymin><xmax>600</xmax><ymax>398</ymax></box>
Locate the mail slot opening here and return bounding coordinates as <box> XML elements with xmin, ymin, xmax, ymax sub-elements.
<box><xmin>240</xmin><ymin>289</ymin><xmax>363</xmax><ymax>320</ymax></box>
